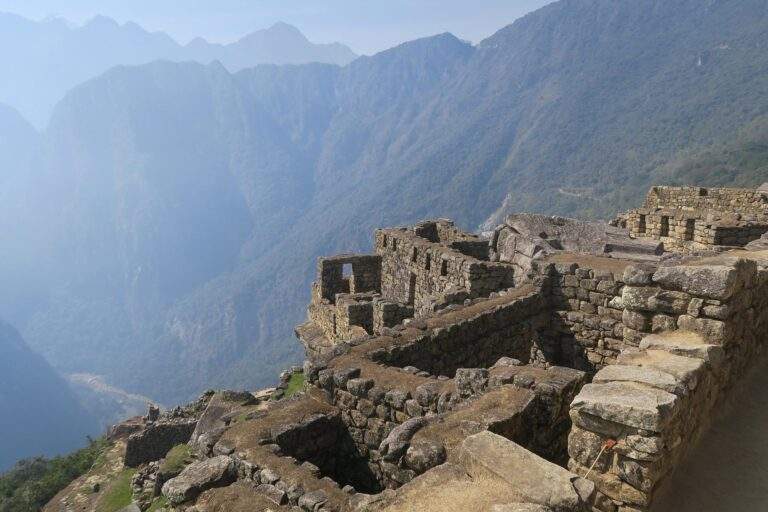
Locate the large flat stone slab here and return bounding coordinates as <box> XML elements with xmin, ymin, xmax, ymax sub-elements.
<box><xmin>571</xmin><ymin>382</ymin><xmax>678</xmax><ymax>432</ymax></box>
<box><xmin>457</xmin><ymin>432</ymin><xmax>585</xmax><ymax>511</ymax></box>
<box><xmin>161</xmin><ymin>455</ymin><xmax>236</xmax><ymax>504</ymax></box>
<box><xmin>593</xmin><ymin>365</ymin><xmax>686</xmax><ymax>396</ymax></box>
<box><xmin>639</xmin><ymin>332</ymin><xmax>724</xmax><ymax>368</ymax></box>
<box><xmin>652</xmin><ymin>263</ymin><xmax>749</xmax><ymax>300</ymax></box>
<box><xmin>617</xmin><ymin>349</ymin><xmax>704</xmax><ymax>392</ymax></box>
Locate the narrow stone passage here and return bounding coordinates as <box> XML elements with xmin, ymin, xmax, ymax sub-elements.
<box><xmin>652</xmin><ymin>355</ymin><xmax>768</xmax><ymax>512</ymax></box>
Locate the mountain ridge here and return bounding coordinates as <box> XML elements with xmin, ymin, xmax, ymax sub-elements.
<box><xmin>4</xmin><ymin>0</ymin><xmax>768</xmax><ymax>411</ymax></box>
<box><xmin>0</xmin><ymin>13</ymin><xmax>356</xmax><ymax>127</ymax></box>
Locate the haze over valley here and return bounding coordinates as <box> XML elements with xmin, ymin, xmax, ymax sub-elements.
<box><xmin>3</xmin><ymin>0</ymin><xmax>768</xmax><ymax>478</ymax></box>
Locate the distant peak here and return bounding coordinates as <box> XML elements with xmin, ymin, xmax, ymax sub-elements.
<box><xmin>238</xmin><ymin>21</ymin><xmax>310</xmax><ymax>45</ymax></box>
<box><xmin>84</xmin><ymin>14</ymin><xmax>119</xmax><ymax>29</ymax></box>
<box><xmin>267</xmin><ymin>21</ymin><xmax>301</xmax><ymax>33</ymax></box>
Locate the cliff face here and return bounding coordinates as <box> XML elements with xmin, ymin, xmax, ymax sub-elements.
<box><xmin>0</xmin><ymin>319</ymin><xmax>97</xmax><ymax>471</ymax></box>
<box><xmin>5</xmin><ymin>0</ymin><xmax>768</xmax><ymax>410</ymax></box>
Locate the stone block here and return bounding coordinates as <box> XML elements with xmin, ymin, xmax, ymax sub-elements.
<box><xmin>458</xmin><ymin>432</ymin><xmax>586</xmax><ymax>510</ymax></box>
<box><xmin>571</xmin><ymin>382</ymin><xmax>678</xmax><ymax>432</ymax></box>
<box><xmin>592</xmin><ymin>365</ymin><xmax>686</xmax><ymax>396</ymax></box>
<box><xmin>652</xmin><ymin>262</ymin><xmax>753</xmax><ymax>300</ymax></box>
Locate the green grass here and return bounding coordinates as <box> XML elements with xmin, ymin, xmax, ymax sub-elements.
<box><xmin>146</xmin><ymin>496</ymin><xmax>169</xmax><ymax>512</ymax></box>
<box><xmin>95</xmin><ymin>468</ymin><xmax>135</xmax><ymax>512</ymax></box>
<box><xmin>160</xmin><ymin>444</ymin><xmax>193</xmax><ymax>476</ymax></box>
<box><xmin>284</xmin><ymin>372</ymin><xmax>306</xmax><ymax>398</ymax></box>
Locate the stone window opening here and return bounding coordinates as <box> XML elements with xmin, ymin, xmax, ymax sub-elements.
<box><xmin>408</xmin><ymin>273</ymin><xmax>417</xmax><ymax>305</ymax></box>
<box><xmin>342</xmin><ymin>263</ymin><xmax>352</xmax><ymax>278</ymax></box>
<box><xmin>684</xmin><ymin>219</ymin><xmax>695</xmax><ymax>241</ymax></box>
<box><xmin>391</xmin><ymin>238</ymin><xmax>398</xmax><ymax>251</ymax></box>
<box><xmin>425</xmin><ymin>253</ymin><xmax>431</xmax><ymax>271</ymax></box>
<box><xmin>638</xmin><ymin>214</ymin><xmax>646</xmax><ymax>234</ymax></box>
<box><xmin>411</xmin><ymin>247</ymin><xmax>418</xmax><ymax>263</ymax></box>
<box><xmin>660</xmin><ymin>216</ymin><xmax>670</xmax><ymax>237</ymax></box>
<box><xmin>382</xmin><ymin>234</ymin><xmax>388</xmax><ymax>247</ymax></box>
<box><xmin>440</xmin><ymin>259</ymin><xmax>448</xmax><ymax>276</ymax></box>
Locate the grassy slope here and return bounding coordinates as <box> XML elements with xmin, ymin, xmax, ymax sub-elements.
<box><xmin>0</xmin><ymin>439</ymin><xmax>110</xmax><ymax>512</ymax></box>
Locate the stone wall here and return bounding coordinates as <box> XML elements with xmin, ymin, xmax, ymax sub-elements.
<box><xmin>624</xmin><ymin>210</ymin><xmax>768</xmax><ymax>251</ymax></box>
<box><xmin>125</xmin><ymin>419</ymin><xmax>197</xmax><ymax>467</ymax></box>
<box><xmin>369</xmin><ymin>287</ymin><xmax>548</xmax><ymax>377</ymax></box>
<box><xmin>622</xmin><ymin>186</ymin><xmax>768</xmax><ymax>251</ymax></box>
<box><xmin>376</xmin><ymin>226</ymin><xmax>514</xmax><ymax>316</ymax></box>
<box><xmin>540</xmin><ymin>262</ymin><xmax>628</xmax><ymax>372</ymax></box>
<box><xmin>302</xmin><ymin>284</ymin><xmax>587</xmax><ymax>491</ymax></box>
<box><xmin>317</xmin><ymin>254</ymin><xmax>381</xmax><ymax>302</ymax></box>
<box><xmin>372</xmin><ymin>299</ymin><xmax>414</xmax><ymax>333</ymax></box>
<box><xmin>642</xmin><ymin>186</ymin><xmax>768</xmax><ymax>217</ymax></box>
<box><xmin>272</xmin><ymin>411</ymin><xmax>381</xmax><ymax>493</ymax></box>
<box><xmin>307</xmin><ymin>365</ymin><xmax>445</xmax><ymax>489</ymax></box>
<box><xmin>566</xmin><ymin>256</ymin><xmax>768</xmax><ymax>511</ymax></box>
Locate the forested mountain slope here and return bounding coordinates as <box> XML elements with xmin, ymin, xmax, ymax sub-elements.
<box><xmin>0</xmin><ymin>320</ymin><xmax>97</xmax><ymax>471</ymax></box>
<box><xmin>5</xmin><ymin>0</ymin><xmax>768</xmax><ymax>408</ymax></box>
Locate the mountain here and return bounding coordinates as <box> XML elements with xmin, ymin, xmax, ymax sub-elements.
<box><xmin>0</xmin><ymin>105</ymin><xmax>45</xmax><ymax>327</ymax></box>
<box><xmin>0</xmin><ymin>14</ymin><xmax>356</xmax><ymax>127</ymax></box>
<box><xmin>5</xmin><ymin>0</ymin><xmax>768</xmax><ymax>412</ymax></box>
<box><xmin>185</xmin><ymin>22</ymin><xmax>357</xmax><ymax>72</ymax></box>
<box><xmin>0</xmin><ymin>319</ymin><xmax>97</xmax><ymax>471</ymax></box>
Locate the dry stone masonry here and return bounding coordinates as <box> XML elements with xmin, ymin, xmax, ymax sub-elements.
<box><xmin>115</xmin><ymin>185</ymin><xmax>768</xmax><ymax>512</ymax></box>
<box><xmin>618</xmin><ymin>186</ymin><xmax>768</xmax><ymax>252</ymax></box>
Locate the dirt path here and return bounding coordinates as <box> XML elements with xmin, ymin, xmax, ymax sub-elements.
<box><xmin>652</xmin><ymin>355</ymin><xmax>768</xmax><ymax>511</ymax></box>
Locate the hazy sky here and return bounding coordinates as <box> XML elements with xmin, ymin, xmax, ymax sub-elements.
<box><xmin>0</xmin><ymin>0</ymin><xmax>555</xmax><ymax>55</ymax></box>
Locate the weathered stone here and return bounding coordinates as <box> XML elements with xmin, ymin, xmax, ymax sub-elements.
<box><xmin>623</xmin><ymin>265</ymin><xmax>656</xmax><ymax>286</ymax></box>
<box><xmin>404</xmin><ymin>440</ymin><xmax>447</xmax><ymax>473</ymax></box>
<box><xmin>333</xmin><ymin>367</ymin><xmax>361</xmax><ymax>388</ymax></box>
<box><xmin>458</xmin><ymin>432</ymin><xmax>585</xmax><ymax>510</ymax></box>
<box><xmin>385</xmin><ymin>389</ymin><xmax>409</xmax><ymax>409</ymax></box>
<box><xmin>621</xmin><ymin>286</ymin><xmax>660</xmax><ymax>312</ymax></box>
<box><xmin>571</xmin><ymin>382</ymin><xmax>678</xmax><ymax>432</ymax></box>
<box><xmin>259</xmin><ymin>468</ymin><xmax>280</xmax><ymax>484</ymax></box>
<box><xmin>346</xmin><ymin>378</ymin><xmax>374</xmax><ymax>397</ymax></box>
<box><xmin>639</xmin><ymin>332</ymin><xmax>724</xmax><ymax>369</ymax></box>
<box><xmin>652</xmin><ymin>264</ymin><xmax>746</xmax><ymax>300</ymax></box>
<box><xmin>593</xmin><ymin>365</ymin><xmax>686</xmax><ymax>396</ymax></box>
<box><xmin>414</xmin><ymin>382</ymin><xmax>441</xmax><ymax>407</ymax></box>
<box><xmin>379</xmin><ymin>417</ymin><xmax>427</xmax><ymax>461</ymax></box>
<box><xmin>298</xmin><ymin>489</ymin><xmax>328</xmax><ymax>511</ymax></box>
<box><xmin>622</xmin><ymin>310</ymin><xmax>650</xmax><ymax>331</ymax></box>
<box><xmin>161</xmin><ymin>456</ymin><xmax>235</xmax><ymax>504</ymax></box>
<box><xmin>455</xmin><ymin>368</ymin><xmax>489</xmax><ymax>397</ymax></box>
<box><xmin>676</xmin><ymin>315</ymin><xmax>729</xmax><ymax>344</ymax></box>
<box><xmin>256</xmin><ymin>483</ymin><xmax>287</xmax><ymax>505</ymax></box>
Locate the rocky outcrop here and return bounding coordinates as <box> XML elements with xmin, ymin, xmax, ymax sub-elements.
<box><xmin>161</xmin><ymin>455</ymin><xmax>236</xmax><ymax>504</ymax></box>
<box><xmin>188</xmin><ymin>390</ymin><xmax>256</xmax><ymax>456</ymax></box>
<box><xmin>488</xmin><ymin>214</ymin><xmax>664</xmax><ymax>278</ymax></box>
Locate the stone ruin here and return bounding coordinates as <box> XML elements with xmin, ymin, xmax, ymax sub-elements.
<box><xmin>615</xmin><ymin>185</ymin><xmax>768</xmax><ymax>253</ymax></box>
<box><xmin>118</xmin><ymin>185</ymin><xmax>768</xmax><ymax>512</ymax></box>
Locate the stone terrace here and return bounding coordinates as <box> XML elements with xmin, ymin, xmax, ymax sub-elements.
<box><xmin>134</xmin><ymin>185</ymin><xmax>768</xmax><ymax>512</ymax></box>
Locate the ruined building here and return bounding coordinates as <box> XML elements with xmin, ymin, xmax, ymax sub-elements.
<box><xmin>113</xmin><ymin>185</ymin><xmax>768</xmax><ymax>512</ymax></box>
